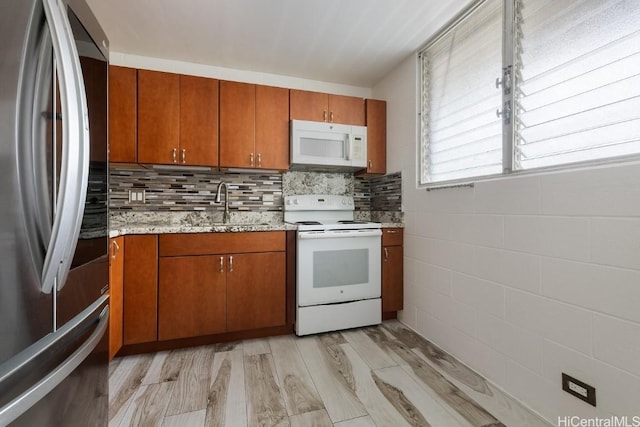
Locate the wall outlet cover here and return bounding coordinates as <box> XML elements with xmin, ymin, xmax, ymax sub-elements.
<box><xmin>562</xmin><ymin>373</ymin><xmax>596</xmax><ymax>407</ymax></box>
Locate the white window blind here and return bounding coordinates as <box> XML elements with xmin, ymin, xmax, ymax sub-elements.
<box><xmin>419</xmin><ymin>0</ymin><xmax>503</xmax><ymax>184</ymax></box>
<box><xmin>514</xmin><ymin>0</ymin><xmax>640</xmax><ymax>169</ymax></box>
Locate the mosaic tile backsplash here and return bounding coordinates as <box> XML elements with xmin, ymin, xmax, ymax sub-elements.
<box><xmin>109</xmin><ymin>167</ymin><xmax>402</xmax><ymax>218</ymax></box>
<box><xmin>110</xmin><ymin>168</ymin><xmax>282</xmax><ymax>212</ymax></box>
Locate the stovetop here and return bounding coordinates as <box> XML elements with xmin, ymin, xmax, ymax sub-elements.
<box><xmin>284</xmin><ymin>195</ymin><xmax>380</xmax><ymax>231</ymax></box>
<box><xmin>291</xmin><ymin>219</ymin><xmax>381</xmax><ymax>231</ymax></box>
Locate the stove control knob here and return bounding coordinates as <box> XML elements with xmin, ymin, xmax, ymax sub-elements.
<box><xmin>293</xmin><ymin>198</ymin><xmax>299</xmax><ymax>205</ymax></box>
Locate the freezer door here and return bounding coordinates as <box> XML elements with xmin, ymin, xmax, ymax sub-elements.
<box><xmin>0</xmin><ymin>296</ymin><xmax>109</xmax><ymax>426</ymax></box>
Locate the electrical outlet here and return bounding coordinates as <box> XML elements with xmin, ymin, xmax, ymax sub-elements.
<box><xmin>562</xmin><ymin>373</ymin><xmax>596</xmax><ymax>406</ymax></box>
<box><xmin>128</xmin><ymin>189</ymin><xmax>146</xmax><ymax>204</ymax></box>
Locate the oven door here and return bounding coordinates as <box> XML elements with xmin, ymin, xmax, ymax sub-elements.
<box><xmin>297</xmin><ymin>229</ymin><xmax>381</xmax><ymax>306</ymax></box>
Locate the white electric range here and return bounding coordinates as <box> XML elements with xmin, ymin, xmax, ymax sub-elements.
<box><xmin>284</xmin><ymin>195</ymin><xmax>382</xmax><ymax>336</ymax></box>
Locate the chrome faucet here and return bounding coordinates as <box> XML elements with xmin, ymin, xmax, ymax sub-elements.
<box><xmin>214</xmin><ymin>181</ymin><xmax>230</xmax><ymax>223</ymax></box>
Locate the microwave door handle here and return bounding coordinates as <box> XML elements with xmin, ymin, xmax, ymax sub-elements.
<box><xmin>345</xmin><ymin>134</ymin><xmax>351</xmax><ymax>161</ymax></box>
<box><xmin>41</xmin><ymin>0</ymin><xmax>90</xmax><ymax>294</ymax></box>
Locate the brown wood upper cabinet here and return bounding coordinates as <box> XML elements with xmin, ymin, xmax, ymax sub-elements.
<box><xmin>290</xmin><ymin>89</ymin><xmax>365</xmax><ymax>126</ymax></box>
<box><xmin>108</xmin><ymin>65</ymin><xmax>137</xmax><ymax>163</ymax></box>
<box><xmin>138</xmin><ymin>70</ymin><xmax>219</xmax><ymax>166</ymax></box>
<box><xmin>219</xmin><ymin>81</ymin><xmax>289</xmax><ymax>170</ymax></box>
<box><xmin>364</xmin><ymin>99</ymin><xmax>387</xmax><ymax>175</ymax></box>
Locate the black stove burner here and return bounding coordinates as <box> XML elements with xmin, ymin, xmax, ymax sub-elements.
<box><xmin>337</xmin><ymin>220</ymin><xmax>368</xmax><ymax>224</ymax></box>
<box><xmin>296</xmin><ymin>221</ymin><xmax>322</xmax><ymax>225</ymax></box>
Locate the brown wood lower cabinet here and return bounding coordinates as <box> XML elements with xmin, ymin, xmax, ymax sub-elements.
<box><xmin>227</xmin><ymin>252</ymin><xmax>286</xmax><ymax>332</ymax></box>
<box><xmin>157</xmin><ymin>232</ymin><xmax>287</xmax><ymax>341</ymax></box>
<box><xmin>158</xmin><ymin>255</ymin><xmax>226</xmax><ymax>340</ymax></box>
<box><xmin>108</xmin><ymin>237</ymin><xmax>124</xmax><ymax>360</ymax></box>
<box><xmin>382</xmin><ymin>228</ymin><xmax>404</xmax><ymax>317</ymax></box>
<box><xmin>123</xmin><ymin>234</ymin><xmax>158</xmax><ymax>345</ymax></box>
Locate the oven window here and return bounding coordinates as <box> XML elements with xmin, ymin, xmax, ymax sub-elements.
<box><xmin>313</xmin><ymin>249</ymin><xmax>369</xmax><ymax>288</ymax></box>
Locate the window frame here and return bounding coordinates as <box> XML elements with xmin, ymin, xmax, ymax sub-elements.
<box><xmin>417</xmin><ymin>0</ymin><xmax>640</xmax><ymax>189</ymax></box>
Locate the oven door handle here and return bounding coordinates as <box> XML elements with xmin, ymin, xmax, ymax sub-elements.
<box><xmin>298</xmin><ymin>229</ymin><xmax>382</xmax><ymax>240</ymax></box>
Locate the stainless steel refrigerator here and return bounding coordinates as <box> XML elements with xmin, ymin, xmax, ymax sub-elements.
<box><xmin>0</xmin><ymin>0</ymin><xmax>109</xmax><ymax>425</ymax></box>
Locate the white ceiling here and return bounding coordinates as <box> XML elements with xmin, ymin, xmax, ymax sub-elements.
<box><xmin>86</xmin><ymin>0</ymin><xmax>469</xmax><ymax>88</ymax></box>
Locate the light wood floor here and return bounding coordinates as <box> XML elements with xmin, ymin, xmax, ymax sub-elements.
<box><xmin>109</xmin><ymin>321</ymin><xmax>550</xmax><ymax>427</ymax></box>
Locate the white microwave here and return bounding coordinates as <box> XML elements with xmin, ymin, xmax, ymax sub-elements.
<box><xmin>290</xmin><ymin>119</ymin><xmax>367</xmax><ymax>171</ymax></box>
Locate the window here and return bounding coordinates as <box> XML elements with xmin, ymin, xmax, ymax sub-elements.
<box><xmin>419</xmin><ymin>0</ymin><xmax>640</xmax><ymax>186</ymax></box>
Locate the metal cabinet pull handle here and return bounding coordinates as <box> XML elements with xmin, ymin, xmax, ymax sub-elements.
<box><xmin>386</xmin><ymin>230</ymin><xmax>398</xmax><ymax>234</ymax></box>
<box><xmin>182</xmin><ymin>149</ymin><xmax>186</xmax><ymax>164</ymax></box>
<box><xmin>229</xmin><ymin>256</ymin><xmax>233</xmax><ymax>272</ymax></box>
<box><xmin>257</xmin><ymin>153</ymin><xmax>262</xmax><ymax>167</ymax></box>
<box><xmin>384</xmin><ymin>248</ymin><xmax>389</xmax><ymax>260</ymax></box>
<box><xmin>111</xmin><ymin>240</ymin><xmax>120</xmax><ymax>259</ymax></box>
<box><xmin>172</xmin><ymin>148</ymin><xmax>177</xmax><ymax>163</ymax></box>
<box><xmin>250</xmin><ymin>153</ymin><xmax>254</xmax><ymax>167</ymax></box>
<box><xmin>219</xmin><ymin>256</ymin><xmax>224</xmax><ymax>273</ymax></box>
<box><xmin>330</xmin><ymin>111</ymin><xmax>334</xmax><ymax>122</ymax></box>
<box><xmin>368</xmin><ymin>160</ymin><xmax>372</xmax><ymax>169</ymax></box>
<box><xmin>323</xmin><ymin>110</ymin><xmax>327</xmax><ymax>122</ymax></box>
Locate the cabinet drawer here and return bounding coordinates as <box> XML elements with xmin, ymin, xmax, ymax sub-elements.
<box><xmin>159</xmin><ymin>231</ymin><xmax>286</xmax><ymax>256</ymax></box>
<box><xmin>382</xmin><ymin>228</ymin><xmax>403</xmax><ymax>246</ymax></box>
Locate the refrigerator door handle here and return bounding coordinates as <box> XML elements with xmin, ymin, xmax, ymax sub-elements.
<box><xmin>0</xmin><ymin>298</ymin><xmax>108</xmax><ymax>426</ymax></box>
<box><xmin>40</xmin><ymin>0</ymin><xmax>90</xmax><ymax>294</ymax></box>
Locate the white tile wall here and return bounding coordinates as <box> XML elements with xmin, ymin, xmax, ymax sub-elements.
<box><xmin>421</xmin><ymin>287</ymin><xmax>475</xmax><ymax>336</ymax></box>
<box><xmin>450</xmin><ymin>214</ymin><xmax>504</xmax><ymax>248</ymax></box>
<box><xmin>593</xmin><ymin>315</ymin><xmax>640</xmax><ymax>377</ymax></box>
<box><xmin>374</xmin><ymin>52</ymin><xmax>640</xmax><ymax>421</ymax></box>
<box><xmin>504</xmin><ymin>216</ymin><xmax>591</xmax><ymax>261</ymax></box>
<box><xmin>542</xmin><ymin>258</ymin><xmax>640</xmax><ymax>323</ymax></box>
<box><xmin>539</xmin><ymin>164</ymin><xmax>640</xmax><ymax>217</ymax></box>
<box><xmin>451</xmin><ymin>273</ymin><xmax>505</xmax><ymax>318</ymax></box>
<box><xmin>473</xmin><ymin>175</ymin><xmax>540</xmax><ymax>215</ymax></box>
<box><xmin>472</xmin><ymin>246</ymin><xmax>542</xmax><ymax>294</ymax></box>
<box><xmin>412</xmin><ymin>261</ymin><xmax>452</xmax><ymax>296</ymax></box>
<box><xmin>475</xmin><ymin>312</ymin><xmax>544</xmax><ymax>374</ymax></box>
<box><xmin>590</xmin><ymin>218</ymin><xmax>640</xmax><ymax>270</ymax></box>
<box><xmin>505</xmin><ymin>289</ymin><xmax>592</xmax><ymax>355</ymax></box>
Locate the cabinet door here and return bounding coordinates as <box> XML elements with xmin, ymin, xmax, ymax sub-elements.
<box><xmin>290</xmin><ymin>89</ymin><xmax>328</xmax><ymax>122</ymax></box>
<box><xmin>382</xmin><ymin>245</ymin><xmax>403</xmax><ymax>313</ymax></box>
<box><xmin>256</xmin><ymin>85</ymin><xmax>289</xmax><ymax>170</ymax></box>
<box><xmin>329</xmin><ymin>94</ymin><xmax>365</xmax><ymax>125</ymax></box>
<box><xmin>123</xmin><ymin>235</ymin><xmax>158</xmax><ymax>345</ymax></box>
<box><xmin>158</xmin><ymin>255</ymin><xmax>226</xmax><ymax>340</ymax></box>
<box><xmin>219</xmin><ymin>81</ymin><xmax>256</xmax><ymax>168</ymax></box>
<box><xmin>108</xmin><ymin>237</ymin><xmax>124</xmax><ymax>360</ymax></box>
<box><xmin>180</xmin><ymin>75</ymin><xmax>219</xmax><ymax>167</ymax></box>
<box><xmin>227</xmin><ymin>252</ymin><xmax>286</xmax><ymax>332</ymax></box>
<box><xmin>138</xmin><ymin>70</ymin><xmax>180</xmax><ymax>164</ymax></box>
<box><xmin>365</xmin><ymin>99</ymin><xmax>386</xmax><ymax>174</ymax></box>
<box><xmin>108</xmin><ymin>66</ymin><xmax>137</xmax><ymax>163</ymax></box>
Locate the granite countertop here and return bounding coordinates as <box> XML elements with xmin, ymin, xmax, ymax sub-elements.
<box><xmin>109</xmin><ymin>211</ymin><xmax>297</xmax><ymax>237</ymax></box>
<box><xmin>380</xmin><ymin>222</ymin><xmax>404</xmax><ymax>229</ymax></box>
<box><xmin>109</xmin><ymin>210</ymin><xmax>403</xmax><ymax>238</ymax></box>
<box><xmin>110</xmin><ymin>222</ymin><xmax>297</xmax><ymax>237</ymax></box>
